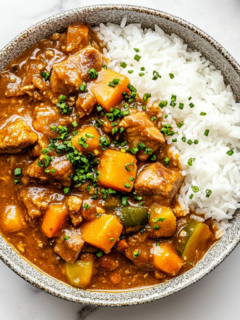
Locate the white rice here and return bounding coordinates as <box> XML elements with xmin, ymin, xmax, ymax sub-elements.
<box><xmin>94</xmin><ymin>20</ymin><xmax>240</xmax><ymax>231</ymax></box>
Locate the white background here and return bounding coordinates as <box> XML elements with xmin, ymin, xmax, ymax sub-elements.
<box><xmin>1</xmin><ymin>0</ymin><xmax>240</xmax><ymax>319</ymax></box>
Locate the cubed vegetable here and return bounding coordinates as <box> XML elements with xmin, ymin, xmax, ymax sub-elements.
<box><xmin>81</xmin><ymin>214</ymin><xmax>123</xmax><ymax>253</ymax></box>
<box><xmin>148</xmin><ymin>205</ymin><xmax>176</xmax><ymax>238</ymax></box>
<box><xmin>1</xmin><ymin>205</ymin><xmax>23</xmax><ymax>233</ymax></box>
<box><xmin>42</xmin><ymin>203</ymin><xmax>68</xmax><ymax>238</ymax></box>
<box><xmin>65</xmin><ymin>260</ymin><xmax>93</xmax><ymax>288</ymax></box>
<box><xmin>153</xmin><ymin>242</ymin><xmax>183</xmax><ymax>276</ymax></box>
<box><xmin>117</xmin><ymin>206</ymin><xmax>148</xmax><ymax>228</ymax></box>
<box><xmin>71</xmin><ymin>126</ymin><xmax>102</xmax><ymax>155</ymax></box>
<box><xmin>66</xmin><ymin>23</ymin><xmax>89</xmax><ymax>53</ymax></box>
<box><xmin>91</xmin><ymin>69</ymin><xmax>130</xmax><ymax>111</ymax></box>
<box><xmin>103</xmin><ymin>197</ymin><xmax>121</xmax><ymax>211</ymax></box>
<box><xmin>176</xmin><ymin>219</ymin><xmax>213</xmax><ymax>261</ymax></box>
<box><xmin>98</xmin><ymin>149</ymin><xmax>137</xmax><ymax>192</ymax></box>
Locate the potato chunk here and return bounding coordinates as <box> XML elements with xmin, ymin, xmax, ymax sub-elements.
<box><xmin>71</xmin><ymin>126</ymin><xmax>101</xmax><ymax>155</ymax></box>
<box><xmin>81</xmin><ymin>214</ymin><xmax>123</xmax><ymax>253</ymax></box>
<box><xmin>148</xmin><ymin>205</ymin><xmax>176</xmax><ymax>238</ymax></box>
<box><xmin>1</xmin><ymin>206</ymin><xmax>23</xmax><ymax>233</ymax></box>
<box><xmin>91</xmin><ymin>69</ymin><xmax>130</xmax><ymax>111</ymax></box>
<box><xmin>66</xmin><ymin>23</ymin><xmax>89</xmax><ymax>53</ymax></box>
<box><xmin>153</xmin><ymin>243</ymin><xmax>183</xmax><ymax>276</ymax></box>
<box><xmin>97</xmin><ymin>149</ymin><xmax>137</xmax><ymax>192</ymax></box>
<box><xmin>0</xmin><ymin>119</ymin><xmax>38</xmax><ymax>154</ymax></box>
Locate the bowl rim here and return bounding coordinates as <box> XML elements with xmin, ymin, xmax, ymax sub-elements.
<box><xmin>0</xmin><ymin>4</ymin><xmax>240</xmax><ymax>307</ymax></box>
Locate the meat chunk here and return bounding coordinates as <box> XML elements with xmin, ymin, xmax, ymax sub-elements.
<box><xmin>119</xmin><ymin>112</ymin><xmax>165</xmax><ymax>161</ymax></box>
<box><xmin>66</xmin><ymin>196</ymin><xmax>83</xmax><ymax>226</ymax></box>
<box><xmin>123</xmin><ymin>233</ymin><xmax>155</xmax><ymax>271</ymax></box>
<box><xmin>98</xmin><ymin>254</ymin><xmax>119</xmax><ymax>271</ymax></box>
<box><xmin>33</xmin><ymin>104</ymin><xmax>59</xmax><ymax>136</ymax></box>
<box><xmin>75</xmin><ymin>93</ymin><xmax>97</xmax><ymax>118</ymax></box>
<box><xmin>32</xmin><ymin>134</ymin><xmax>49</xmax><ymax>157</ymax></box>
<box><xmin>81</xmin><ymin>199</ymin><xmax>106</xmax><ymax>221</ymax></box>
<box><xmin>50</xmin><ymin>47</ymin><xmax>102</xmax><ymax>95</ymax></box>
<box><xmin>26</xmin><ymin>155</ymin><xmax>74</xmax><ymax>187</ymax></box>
<box><xmin>54</xmin><ymin>228</ymin><xmax>84</xmax><ymax>263</ymax></box>
<box><xmin>134</xmin><ymin>163</ymin><xmax>184</xmax><ymax>203</ymax></box>
<box><xmin>20</xmin><ymin>187</ymin><xmax>65</xmax><ymax>219</ymax></box>
<box><xmin>66</xmin><ymin>23</ymin><xmax>89</xmax><ymax>53</ymax></box>
<box><xmin>0</xmin><ymin>119</ymin><xmax>38</xmax><ymax>154</ymax></box>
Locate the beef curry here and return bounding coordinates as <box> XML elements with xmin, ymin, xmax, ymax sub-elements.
<box><xmin>0</xmin><ymin>23</ymin><xmax>216</xmax><ymax>290</ymax></box>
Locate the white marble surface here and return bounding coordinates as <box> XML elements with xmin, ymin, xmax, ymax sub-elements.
<box><xmin>1</xmin><ymin>0</ymin><xmax>240</xmax><ymax>319</ymax></box>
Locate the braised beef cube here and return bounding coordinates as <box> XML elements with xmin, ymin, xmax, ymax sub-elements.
<box><xmin>66</xmin><ymin>23</ymin><xmax>89</xmax><ymax>53</ymax></box>
<box><xmin>81</xmin><ymin>199</ymin><xmax>105</xmax><ymax>221</ymax></box>
<box><xmin>54</xmin><ymin>229</ymin><xmax>84</xmax><ymax>263</ymax></box>
<box><xmin>98</xmin><ymin>254</ymin><xmax>119</xmax><ymax>271</ymax></box>
<box><xmin>119</xmin><ymin>112</ymin><xmax>164</xmax><ymax>161</ymax></box>
<box><xmin>66</xmin><ymin>196</ymin><xmax>83</xmax><ymax>226</ymax></box>
<box><xmin>26</xmin><ymin>155</ymin><xmax>73</xmax><ymax>187</ymax></box>
<box><xmin>33</xmin><ymin>104</ymin><xmax>59</xmax><ymax>136</ymax></box>
<box><xmin>32</xmin><ymin>134</ymin><xmax>50</xmax><ymax>157</ymax></box>
<box><xmin>0</xmin><ymin>119</ymin><xmax>38</xmax><ymax>154</ymax></box>
<box><xmin>75</xmin><ymin>93</ymin><xmax>97</xmax><ymax>118</ymax></box>
<box><xmin>134</xmin><ymin>163</ymin><xmax>183</xmax><ymax>202</ymax></box>
<box><xmin>50</xmin><ymin>47</ymin><xmax>102</xmax><ymax>95</ymax></box>
<box><xmin>20</xmin><ymin>187</ymin><xmax>64</xmax><ymax>219</ymax></box>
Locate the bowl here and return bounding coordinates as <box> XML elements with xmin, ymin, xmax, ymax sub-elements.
<box><xmin>0</xmin><ymin>4</ymin><xmax>240</xmax><ymax>307</ymax></box>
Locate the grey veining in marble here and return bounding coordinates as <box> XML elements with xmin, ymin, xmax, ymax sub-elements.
<box><xmin>1</xmin><ymin>0</ymin><xmax>240</xmax><ymax>319</ymax></box>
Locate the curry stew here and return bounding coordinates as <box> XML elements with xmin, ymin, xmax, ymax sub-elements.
<box><xmin>0</xmin><ymin>23</ymin><xmax>216</xmax><ymax>290</ymax></box>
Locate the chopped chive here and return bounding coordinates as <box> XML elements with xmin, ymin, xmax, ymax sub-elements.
<box><xmin>102</xmin><ymin>65</ymin><xmax>107</xmax><ymax>69</ymax></box>
<box><xmin>187</xmin><ymin>140</ymin><xmax>192</xmax><ymax>145</ymax></box>
<box><xmin>84</xmin><ymin>203</ymin><xmax>90</xmax><ymax>209</ymax></box>
<box><xmin>122</xmin><ymin>197</ymin><xmax>128</xmax><ymax>206</ymax></box>
<box><xmin>50</xmin><ymin>125</ymin><xmax>56</xmax><ymax>131</ymax></box>
<box><xmin>129</xmin><ymin>176</ymin><xmax>134</xmax><ymax>181</ymax></box>
<box><xmin>164</xmin><ymin>115</ymin><xmax>168</xmax><ymax>119</ymax></box>
<box><xmin>120</xmin><ymin>127</ymin><xmax>124</xmax><ymax>133</ymax></box>
<box><xmin>96</xmin><ymin>251</ymin><xmax>103</xmax><ymax>257</ymax></box>
<box><xmin>124</xmin><ymin>183</ymin><xmax>131</xmax><ymax>188</ymax></box>
<box><xmin>206</xmin><ymin>189</ymin><xmax>212</xmax><ymax>198</ymax></box>
<box><xmin>204</xmin><ymin>129</ymin><xmax>209</xmax><ymax>136</ymax></box>
<box><xmin>139</xmin><ymin>72</ymin><xmax>145</xmax><ymax>77</ymax></box>
<box><xmin>170</xmin><ymin>101</ymin><xmax>176</xmax><ymax>107</ymax></box>
<box><xmin>200</xmin><ymin>112</ymin><xmax>207</xmax><ymax>116</ymax></box>
<box><xmin>110</xmin><ymin>238</ymin><xmax>114</xmax><ymax>242</ymax></box>
<box><xmin>133</xmin><ymin>249</ymin><xmax>141</xmax><ymax>258</ymax></box>
<box><xmin>177</xmin><ymin>122</ymin><xmax>183</xmax><ymax>128</ymax></box>
<box><xmin>41</xmin><ymin>148</ymin><xmax>49</xmax><ymax>154</ymax></box>
<box><xmin>194</xmin><ymin>140</ymin><xmax>199</xmax><ymax>144</ymax></box>
<box><xmin>151</xmin><ymin>116</ymin><xmax>157</xmax><ymax>122</ymax></box>
<box><xmin>188</xmin><ymin>97</ymin><xmax>192</xmax><ymax>100</ymax></box>
<box><xmin>51</xmin><ymin>169</ymin><xmax>56</xmax><ymax>173</ymax></box>
<box><xmin>172</xmin><ymin>138</ymin><xmax>177</xmax><ymax>142</ymax></box>
<box><xmin>80</xmin><ymin>82</ymin><xmax>87</xmax><ymax>92</ymax></box>
<box><xmin>125</xmin><ymin>163</ymin><xmax>135</xmax><ymax>171</ymax></box>
<box><xmin>64</xmin><ymin>236</ymin><xmax>70</xmax><ymax>241</ymax></box>
<box><xmin>143</xmin><ymin>93</ymin><xmax>151</xmax><ymax>102</ymax></box>
<box><xmin>171</xmin><ymin>94</ymin><xmax>177</xmax><ymax>101</ymax></box>
<box><xmin>153</xmin><ymin>225</ymin><xmax>160</xmax><ymax>230</ymax></box>
<box><xmin>159</xmin><ymin>100</ymin><xmax>168</xmax><ymax>108</ymax></box>
<box><xmin>14</xmin><ymin>168</ymin><xmax>21</xmax><ymax>176</ymax></box>
<box><xmin>164</xmin><ymin>157</ymin><xmax>170</xmax><ymax>165</ymax></box>
<box><xmin>189</xmin><ymin>103</ymin><xmax>195</xmax><ymax>108</ymax></box>
<box><xmin>72</xmin><ymin>121</ymin><xmax>78</xmax><ymax>128</ymax></box>
<box><xmin>188</xmin><ymin>158</ymin><xmax>195</xmax><ymax>166</ymax></box>
<box><xmin>128</xmin><ymin>70</ymin><xmax>134</xmax><ymax>74</ymax></box>
<box><xmin>120</xmin><ymin>62</ymin><xmax>127</xmax><ymax>68</ymax></box>
<box><xmin>112</xmin><ymin>128</ymin><xmax>118</xmax><ymax>134</ymax></box>
<box><xmin>189</xmin><ymin>194</ymin><xmax>194</xmax><ymax>199</ymax></box>
<box><xmin>140</xmin><ymin>67</ymin><xmax>145</xmax><ymax>71</ymax></box>
<box><xmin>134</xmin><ymin>54</ymin><xmax>141</xmax><ymax>62</ymax></box>
<box><xmin>179</xmin><ymin>103</ymin><xmax>184</xmax><ymax>109</ymax></box>
<box><xmin>88</xmin><ymin>68</ymin><xmax>98</xmax><ymax>79</ymax></box>
<box><xmin>134</xmin><ymin>48</ymin><xmax>140</xmax><ymax>52</ymax></box>
<box><xmin>63</xmin><ymin>187</ymin><xmax>71</xmax><ymax>195</ymax></box>
<box><xmin>227</xmin><ymin>149</ymin><xmax>234</xmax><ymax>156</ymax></box>
<box><xmin>191</xmin><ymin>186</ymin><xmax>199</xmax><ymax>193</ymax></box>
<box><xmin>85</xmin><ymin>133</ymin><xmax>94</xmax><ymax>138</ymax></box>
<box><xmin>169</xmin><ymin>73</ymin><xmax>174</xmax><ymax>79</ymax></box>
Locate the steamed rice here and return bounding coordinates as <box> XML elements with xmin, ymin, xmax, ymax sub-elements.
<box><xmin>94</xmin><ymin>20</ymin><xmax>240</xmax><ymax>231</ymax></box>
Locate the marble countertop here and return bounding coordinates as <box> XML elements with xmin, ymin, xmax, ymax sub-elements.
<box><xmin>1</xmin><ymin>0</ymin><xmax>240</xmax><ymax>319</ymax></box>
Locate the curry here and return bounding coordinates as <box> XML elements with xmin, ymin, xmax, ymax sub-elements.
<box><xmin>0</xmin><ymin>23</ymin><xmax>216</xmax><ymax>290</ymax></box>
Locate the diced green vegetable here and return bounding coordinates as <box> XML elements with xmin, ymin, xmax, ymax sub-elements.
<box><xmin>103</xmin><ymin>197</ymin><xmax>121</xmax><ymax>211</ymax></box>
<box><xmin>176</xmin><ymin>219</ymin><xmax>212</xmax><ymax>261</ymax></box>
<box><xmin>116</xmin><ymin>206</ymin><xmax>148</xmax><ymax>228</ymax></box>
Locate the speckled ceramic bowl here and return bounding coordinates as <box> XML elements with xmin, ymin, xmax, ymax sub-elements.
<box><xmin>0</xmin><ymin>4</ymin><xmax>240</xmax><ymax>307</ymax></box>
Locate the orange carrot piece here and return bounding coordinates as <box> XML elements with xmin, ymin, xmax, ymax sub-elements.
<box><xmin>81</xmin><ymin>214</ymin><xmax>123</xmax><ymax>253</ymax></box>
<box><xmin>1</xmin><ymin>205</ymin><xmax>23</xmax><ymax>233</ymax></box>
<box><xmin>97</xmin><ymin>149</ymin><xmax>137</xmax><ymax>192</ymax></box>
<box><xmin>42</xmin><ymin>203</ymin><xmax>68</xmax><ymax>238</ymax></box>
<box><xmin>71</xmin><ymin>126</ymin><xmax>102</xmax><ymax>155</ymax></box>
<box><xmin>91</xmin><ymin>69</ymin><xmax>130</xmax><ymax>111</ymax></box>
<box><xmin>153</xmin><ymin>242</ymin><xmax>183</xmax><ymax>276</ymax></box>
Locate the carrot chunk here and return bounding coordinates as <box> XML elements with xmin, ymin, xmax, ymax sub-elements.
<box><xmin>81</xmin><ymin>214</ymin><xmax>123</xmax><ymax>253</ymax></box>
<box><xmin>42</xmin><ymin>203</ymin><xmax>68</xmax><ymax>238</ymax></box>
<box><xmin>153</xmin><ymin>242</ymin><xmax>183</xmax><ymax>276</ymax></box>
<box><xmin>91</xmin><ymin>69</ymin><xmax>130</xmax><ymax>111</ymax></box>
<box><xmin>97</xmin><ymin>149</ymin><xmax>137</xmax><ymax>192</ymax></box>
<box><xmin>71</xmin><ymin>126</ymin><xmax>102</xmax><ymax>155</ymax></box>
<box><xmin>1</xmin><ymin>205</ymin><xmax>23</xmax><ymax>233</ymax></box>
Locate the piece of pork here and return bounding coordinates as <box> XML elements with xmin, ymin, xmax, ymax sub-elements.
<box><xmin>54</xmin><ymin>228</ymin><xmax>84</xmax><ymax>263</ymax></box>
<box><xmin>119</xmin><ymin>112</ymin><xmax>165</xmax><ymax>161</ymax></box>
<box><xmin>66</xmin><ymin>195</ymin><xmax>83</xmax><ymax>226</ymax></box>
<box><xmin>75</xmin><ymin>93</ymin><xmax>97</xmax><ymax>118</ymax></box>
<box><xmin>0</xmin><ymin>119</ymin><xmax>38</xmax><ymax>154</ymax></box>
<box><xmin>66</xmin><ymin>23</ymin><xmax>89</xmax><ymax>53</ymax></box>
<box><xmin>134</xmin><ymin>162</ymin><xmax>184</xmax><ymax>203</ymax></box>
<box><xmin>26</xmin><ymin>155</ymin><xmax>74</xmax><ymax>187</ymax></box>
<box><xmin>50</xmin><ymin>47</ymin><xmax>102</xmax><ymax>95</ymax></box>
<box><xmin>20</xmin><ymin>187</ymin><xmax>65</xmax><ymax>219</ymax></box>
